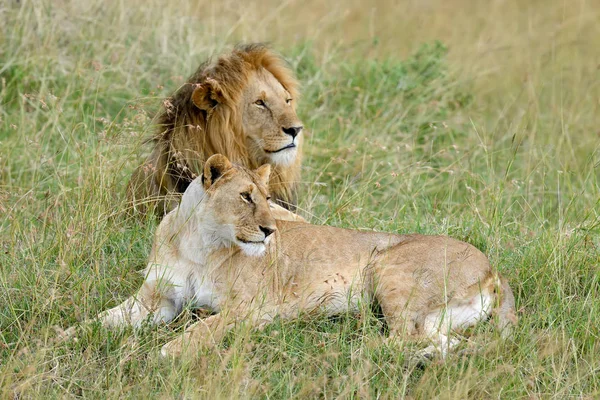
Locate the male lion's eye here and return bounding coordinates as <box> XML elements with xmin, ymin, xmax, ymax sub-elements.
<box><xmin>286</xmin><ymin>99</ymin><xmax>292</xmax><ymax>105</ymax></box>
<box><xmin>255</xmin><ymin>99</ymin><xmax>266</xmax><ymax>107</ymax></box>
<box><xmin>266</xmin><ymin>196</ymin><xmax>272</xmax><ymax>201</ymax></box>
<box><xmin>241</xmin><ymin>192</ymin><xmax>253</xmax><ymax>203</ymax></box>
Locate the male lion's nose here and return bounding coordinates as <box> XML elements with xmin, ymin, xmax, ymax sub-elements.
<box><xmin>259</xmin><ymin>225</ymin><xmax>276</xmax><ymax>238</ymax></box>
<box><xmin>282</xmin><ymin>126</ymin><xmax>303</xmax><ymax>139</ymax></box>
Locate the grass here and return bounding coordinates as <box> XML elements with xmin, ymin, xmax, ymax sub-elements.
<box><xmin>1</xmin><ymin>0</ymin><xmax>599</xmax><ymax>398</ymax></box>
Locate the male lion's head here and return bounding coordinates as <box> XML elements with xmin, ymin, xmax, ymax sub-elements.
<box><xmin>190</xmin><ymin>44</ymin><xmax>303</xmax><ymax>167</ymax></box>
<box><xmin>129</xmin><ymin>44</ymin><xmax>303</xmax><ymax>215</ymax></box>
<box><xmin>182</xmin><ymin>154</ymin><xmax>277</xmax><ymax>257</ymax></box>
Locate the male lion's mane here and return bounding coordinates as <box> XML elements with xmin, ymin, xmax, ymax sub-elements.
<box><xmin>128</xmin><ymin>43</ymin><xmax>301</xmax><ymax>214</ymax></box>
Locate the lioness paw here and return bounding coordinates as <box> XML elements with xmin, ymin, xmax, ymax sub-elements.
<box><xmin>160</xmin><ymin>330</ymin><xmax>220</xmax><ymax>358</ymax></box>
<box><xmin>160</xmin><ymin>340</ymin><xmax>182</xmax><ymax>358</ymax></box>
<box><xmin>54</xmin><ymin>325</ymin><xmax>79</xmax><ymax>343</ymax></box>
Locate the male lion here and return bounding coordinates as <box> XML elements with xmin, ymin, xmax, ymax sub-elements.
<box><xmin>128</xmin><ymin>44</ymin><xmax>304</xmax><ymax>216</ymax></box>
<box><xmin>86</xmin><ymin>154</ymin><xmax>517</xmax><ymax>359</ymax></box>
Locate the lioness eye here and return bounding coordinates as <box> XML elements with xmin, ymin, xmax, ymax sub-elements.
<box><xmin>255</xmin><ymin>99</ymin><xmax>266</xmax><ymax>107</ymax></box>
<box><xmin>286</xmin><ymin>98</ymin><xmax>292</xmax><ymax>105</ymax></box>
<box><xmin>266</xmin><ymin>196</ymin><xmax>272</xmax><ymax>201</ymax></box>
<box><xmin>241</xmin><ymin>192</ymin><xmax>253</xmax><ymax>203</ymax></box>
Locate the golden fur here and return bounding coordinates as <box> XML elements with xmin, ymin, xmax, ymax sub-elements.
<box><xmin>128</xmin><ymin>44</ymin><xmax>303</xmax><ymax>215</ymax></box>
<box><xmin>80</xmin><ymin>154</ymin><xmax>517</xmax><ymax>359</ymax></box>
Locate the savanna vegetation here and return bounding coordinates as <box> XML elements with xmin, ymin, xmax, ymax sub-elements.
<box><xmin>1</xmin><ymin>0</ymin><xmax>599</xmax><ymax>398</ymax></box>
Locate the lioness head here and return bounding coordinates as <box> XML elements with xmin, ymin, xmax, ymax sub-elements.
<box><xmin>191</xmin><ymin>45</ymin><xmax>303</xmax><ymax>167</ymax></box>
<box><xmin>192</xmin><ymin>154</ymin><xmax>276</xmax><ymax>256</ymax></box>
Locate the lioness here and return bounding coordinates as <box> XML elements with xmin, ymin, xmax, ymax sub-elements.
<box><xmin>92</xmin><ymin>154</ymin><xmax>517</xmax><ymax>358</ymax></box>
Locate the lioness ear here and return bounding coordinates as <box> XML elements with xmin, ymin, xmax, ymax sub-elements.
<box><xmin>202</xmin><ymin>154</ymin><xmax>233</xmax><ymax>189</ymax></box>
<box><xmin>192</xmin><ymin>78</ymin><xmax>224</xmax><ymax>111</ymax></box>
<box><xmin>255</xmin><ymin>164</ymin><xmax>271</xmax><ymax>187</ymax></box>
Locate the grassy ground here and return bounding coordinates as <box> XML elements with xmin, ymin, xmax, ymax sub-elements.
<box><xmin>1</xmin><ymin>0</ymin><xmax>599</xmax><ymax>398</ymax></box>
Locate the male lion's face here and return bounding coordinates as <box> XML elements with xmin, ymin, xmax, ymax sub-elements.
<box><xmin>201</xmin><ymin>155</ymin><xmax>277</xmax><ymax>257</ymax></box>
<box><xmin>242</xmin><ymin>69</ymin><xmax>303</xmax><ymax>166</ymax></box>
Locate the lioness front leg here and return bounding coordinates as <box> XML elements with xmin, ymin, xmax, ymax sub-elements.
<box><xmin>99</xmin><ymin>280</ymin><xmax>181</xmax><ymax>328</ymax></box>
<box><xmin>161</xmin><ymin>311</ymin><xmax>272</xmax><ymax>357</ymax></box>
<box><xmin>160</xmin><ymin>314</ymin><xmax>228</xmax><ymax>357</ymax></box>
<box><xmin>62</xmin><ymin>279</ymin><xmax>180</xmax><ymax>340</ymax></box>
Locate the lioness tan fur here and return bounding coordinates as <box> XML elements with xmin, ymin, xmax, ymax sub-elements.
<box><xmin>128</xmin><ymin>43</ymin><xmax>304</xmax><ymax>216</ymax></box>
<box><xmin>92</xmin><ymin>154</ymin><xmax>517</xmax><ymax>358</ymax></box>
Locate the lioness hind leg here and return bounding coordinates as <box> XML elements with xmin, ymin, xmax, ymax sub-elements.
<box><xmin>416</xmin><ymin>285</ymin><xmax>496</xmax><ymax>358</ymax></box>
<box><xmin>371</xmin><ymin>273</ymin><xmax>420</xmax><ymax>343</ymax></box>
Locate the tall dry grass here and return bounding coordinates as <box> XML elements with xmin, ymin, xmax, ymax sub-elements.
<box><xmin>1</xmin><ymin>0</ymin><xmax>599</xmax><ymax>398</ymax></box>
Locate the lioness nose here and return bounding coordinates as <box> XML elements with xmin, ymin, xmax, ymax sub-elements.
<box><xmin>259</xmin><ymin>225</ymin><xmax>276</xmax><ymax>238</ymax></box>
<box><xmin>282</xmin><ymin>126</ymin><xmax>303</xmax><ymax>139</ymax></box>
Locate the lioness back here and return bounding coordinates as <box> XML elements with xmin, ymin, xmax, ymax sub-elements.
<box><xmin>274</xmin><ymin>220</ymin><xmax>492</xmax><ymax>295</ymax></box>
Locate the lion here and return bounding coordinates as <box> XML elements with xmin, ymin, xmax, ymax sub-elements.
<box><xmin>79</xmin><ymin>154</ymin><xmax>517</xmax><ymax>359</ymax></box>
<box><xmin>128</xmin><ymin>43</ymin><xmax>304</xmax><ymax>217</ymax></box>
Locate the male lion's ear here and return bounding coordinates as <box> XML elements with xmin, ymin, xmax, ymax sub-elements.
<box><xmin>255</xmin><ymin>164</ymin><xmax>271</xmax><ymax>187</ymax></box>
<box><xmin>192</xmin><ymin>78</ymin><xmax>224</xmax><ymax>111</ymax></box>
<box><xmin>202</xmin><ymin>154</ymin><xmax>233</xmax><ymax>189</ymax></box>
